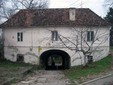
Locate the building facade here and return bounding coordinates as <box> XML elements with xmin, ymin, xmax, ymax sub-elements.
<box><xmin>0</xmin><ymin>8</ymin><xmax>110</xmax><ymax>69</ymax></box>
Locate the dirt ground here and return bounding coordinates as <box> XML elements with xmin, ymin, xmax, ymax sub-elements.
<box><xmin>12</xmin><ymin>70</ymin><xmax>75</xmax><ymax>85</ymax></box>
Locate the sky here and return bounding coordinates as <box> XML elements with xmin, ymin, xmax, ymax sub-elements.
<box><xmin>49</xmin><ymin>0</ymin><xmax>107</xmax><ymax>17</ymax></box>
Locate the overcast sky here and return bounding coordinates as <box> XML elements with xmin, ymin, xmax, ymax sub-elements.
<box><xmin>49</xmin><ymin>0</ymin><xmax>107</xmax><ymax>17</ymax></box>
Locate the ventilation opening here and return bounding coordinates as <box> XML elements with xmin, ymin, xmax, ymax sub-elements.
<box><xmin>87</xmin><ymin>56</ymin><xmax>93</xmax><ymax>64</ymax></box>
<box><xmin>17</xmin><ymin>54</ymin><xmax>24</xmax><ymax>62</ymax></box>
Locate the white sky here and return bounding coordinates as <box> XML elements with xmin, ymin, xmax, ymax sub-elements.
<box><xmin>49</xmin><ymin>0</ymin><xmax>107</xmax><ymax>17</ymax></box>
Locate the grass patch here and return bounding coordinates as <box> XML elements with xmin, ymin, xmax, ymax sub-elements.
<box><xmin>0</xmin><ymin>60</ymin><xmax>32</xmax><ymax>67</ymax></box>
<box><xmin>0</xmin><ymin>60</ymin><xmax>33</xmax><ymax>84</ymax></box>
<box><xmin>64</xmin><ymin>55</ymin><xmax>112</xmax><ymax>83</ymax></box>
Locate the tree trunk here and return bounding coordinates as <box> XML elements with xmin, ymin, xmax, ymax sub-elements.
<box><xmin>83</xmin><ymin>55</ymin><xmax>87</xmax><ymax>67</ymax></box>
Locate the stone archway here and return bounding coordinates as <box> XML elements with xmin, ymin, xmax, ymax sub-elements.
<box><xmin>40</xmin><ymin>50</ymin><xmax>70</xmax><ymax>70</ymax></box>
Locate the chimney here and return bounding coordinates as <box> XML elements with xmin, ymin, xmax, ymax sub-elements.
<box><xmin>69</xmin><ymin>8</ymin><xmax>76</xmax><ymax>21</ymax></box>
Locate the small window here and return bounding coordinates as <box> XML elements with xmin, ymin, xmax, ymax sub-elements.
<box><xmin>17</xmin><ymin>32</ymin><xmax>23</xmax><ymax>42</ymax></box>
<box><xmin>87</xmin><ymin>31</ymin><xmax>94</xmax><ymax>42</ymax></box>
<box><xmin>87</xmin><ymin>56</ymin><xmax>93</xmax><ymax>64</ymax></box>
<box><xmin>17</xmin><ymin>54</ymin><xmax>24</xmax><ymax>62</ymax></box>
<box><xmin>51</xmin><ymin>31</ymin><xmax>58</xmax><ymax>41</ymax></box>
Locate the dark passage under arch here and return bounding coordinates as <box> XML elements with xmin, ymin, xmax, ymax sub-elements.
<box><xmin>40</xmin><ymin>50</ymin><xmax>70</xmax><ymax>70</ymax></box>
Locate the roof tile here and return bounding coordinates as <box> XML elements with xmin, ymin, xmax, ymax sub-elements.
<box><xmin>0</xmin><ymin>8</ymin><xmax>110</xmax><ymax>28</ymax></box>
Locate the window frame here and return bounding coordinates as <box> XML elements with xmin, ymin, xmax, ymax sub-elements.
<box><xmin>51</xmin><ymin>31</ymin><xmax>58</xmax><ymax>41</ymax></box>
<box><xmin>17</xmin><ymin>32</ymin><xmax>23</xmax><ymax>42</ymax></box>
<box><xmin>87</xmin><ymin>31</ymin><xmax>94</xmax><ymax>42</ymax></box>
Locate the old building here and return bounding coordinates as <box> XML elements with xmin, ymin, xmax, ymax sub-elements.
<box><xmin>0</xmin><ymin>8</ymin><xmax>110</xmax><ymax>69</ymax></box>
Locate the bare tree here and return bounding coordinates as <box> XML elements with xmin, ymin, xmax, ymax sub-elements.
<box><xmin>0</xmin><ymin>0</ymin><xmax>4</xmax><ymax>8</ymax></box>
<box><xmin>0</xmin><ymin>6</ymin><xmax>18</xmax><ymax>20</ymax></box>
<box><xmin>0</xmin><ymin>0</ymin><xmax>48</xmax><ymax>22</ymax></box>
<box><xmin>104</xmin><ymin>0</ymin><xmax>113</xmax><ymax>8</ymax></box>
<box><xmin>0</xmin><ymin>0</ymin><xmax>19</xmax><ymax>23</ymax></box>
<box><xmin>15</xmin><ymin>0</ymin><xmax>48</xmax><ymax>9</ymax></box>
<box><xmin>51</xmin><ymin>26</ymin><xmax>109</xmax><ymax>66</ymax></box>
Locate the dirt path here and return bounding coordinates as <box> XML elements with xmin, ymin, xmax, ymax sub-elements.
<box><xmin>12</xmin><ymin>70</ymin><xmax>75</xmax><ymax>85</ymax></box>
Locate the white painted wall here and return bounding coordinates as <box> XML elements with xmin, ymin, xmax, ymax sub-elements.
<box><xmin>3</xmin><ymin>26</ymin><xmax>110</xmax><ymax>66</ymax></box>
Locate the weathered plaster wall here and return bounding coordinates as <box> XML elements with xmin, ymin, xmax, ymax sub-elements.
<box><xmin>3</xmin><ymin>26</ymin><xmax>110</xmax><ymax>66</ymax></box>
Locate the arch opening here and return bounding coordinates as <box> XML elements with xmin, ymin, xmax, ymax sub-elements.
<box><xmin>40</xmin><ymin>50</ymin><xmax>70</xmax><ymax>70</ymax></box>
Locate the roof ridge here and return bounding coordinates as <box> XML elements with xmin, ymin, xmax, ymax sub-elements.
<box><xmin>19</xmin><ymin>8</ymin><xmax>90</xmax><ymax>11</ymax></box>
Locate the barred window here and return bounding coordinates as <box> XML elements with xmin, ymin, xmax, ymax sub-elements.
<box><xmin>17</xmin><ymin>32</ymin><xmax>23</xmax><ymax>42</ymax></box>
<box><xmin>51</xmin><ymin>31</ymin><xmax>58</xmax><ymax>41</ymax></box>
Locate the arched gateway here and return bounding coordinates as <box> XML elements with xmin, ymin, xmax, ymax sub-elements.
<box><xmin>40</xmin><ymin>50</ymin><xmax>70</xmax><ymax>70</ymax></box>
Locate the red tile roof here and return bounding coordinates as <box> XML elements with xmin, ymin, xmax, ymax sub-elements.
<box><xmin>0</xmin><ymin>8</ymin><xmax>110</xmax><ymax>28</ymax></box>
